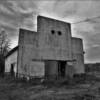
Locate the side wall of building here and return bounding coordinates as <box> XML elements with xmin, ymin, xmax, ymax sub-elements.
<box><xmin>17</xmin><ymin>29</ymin><xmax>45</xmax><ymax>78</ymax></box>
<box><xmin>5</xmin><ymin>51</ymin><xmax>17</xmax><ymax>74</ymax></box>
<box><xmin>72</xmin><ymin>37</ymin><xmax>85</xmax><ymax>74</ymax></box>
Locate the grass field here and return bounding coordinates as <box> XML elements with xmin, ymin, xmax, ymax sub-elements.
<box><xmin>0</xmin><ymin>75</ymin><xmax>100</xmax><ymax>100</ymax></box>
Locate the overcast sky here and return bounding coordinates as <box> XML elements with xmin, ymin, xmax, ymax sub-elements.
<box><xmin>0</xmin><ymin>0</ymin><xmax>100</xmax><ymax>63</ymax></box>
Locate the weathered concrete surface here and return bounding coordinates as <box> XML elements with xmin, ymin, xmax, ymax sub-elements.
<box><xmin>65</xmin><ymin>62</ymin><xmax>75</xmax><ymax>78</ymax></box>
<box><xmin>18</xmin><ymin>15</ymin><xmax>73</xmax><ymax>78</ymax></box>
<box><xmin>37</xmin><ymin>16</ymin><xmax>72</xmax><ymax>61</ymax></box>
<box><xmin>18</xmin><ymin>16</ymin><xmax>85</xmax><ymax>78</ymax></box>
<box><xmin>72</xmin><ymin>37</ymin><xmax>85</xmax><ymax>74</ymax></box>
<box><xmin>29</xmin><ymin>61</ymin><xmax>44</xmax><ymax>77</ymax></box>
<box><xmin>45</xmin><ymin>61</ymin><xmax>58</xmax><ymax>79</ymax></box>
<box><xmin>18</xmin><ymin>29</ymin><xmax>44</xmax><ymax>78</ymax></box>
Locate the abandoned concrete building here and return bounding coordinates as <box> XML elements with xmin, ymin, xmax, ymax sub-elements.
<box><xmin>5</xmin><ymin>15</ymin><xmax>85</xmax><ymax>79</ymax></box>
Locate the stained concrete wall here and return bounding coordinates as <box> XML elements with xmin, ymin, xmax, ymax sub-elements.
<box><xmin>37</xmin><ymin>16</ymin><xmax>72</xmax><ymax>61</ymax></box>
<box><xmin>17</xmin><ymin>16</ymin><xmax>85</xmax><ymax>79</ymax></box>
<box><xmin>17</xmin><ymin>29</ymin><xmax>44</xmax><ymax>78</ymax></box>
<box><xmin>65</xmin><ymin>62</ymin><xmax>75</xmax><ymax>78</ymax></box>
<box><xmin>45</xmin><ymin>61</ymin><xmax>58</xmax><ymax>79</ymax></box>
<box><xmin>18</xmin><ymin>16</ymin><xmax>73</xmax><ymax>79</ymax></box>
<box><xmin>72</xmin><ymin>37</ymin><xmax>85</xmax><ymax>74</ymax></box>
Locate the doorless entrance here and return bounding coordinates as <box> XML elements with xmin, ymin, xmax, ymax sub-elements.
<box><xmin>44</xmin><ymin>60</ymin><xmax>67</xmax><ymax>79</ymax></box>
<box><xmin>58</xmin><ymin>61</ymin><xmax>66</xmax><ymax>77</ymax></box>
<box><xmin>10</xmin><ymin>63</ymin><xmax>14</xmax><ymax>76</ymax></box>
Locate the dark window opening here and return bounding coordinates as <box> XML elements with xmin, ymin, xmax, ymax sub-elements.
<box><xmin>10</xmin><ymin>63</ymin><xmax>14</xmax><ymax>76</ymax></box>
<box><xmin>58</xmin><ymin>61</ymin><xmax>66</xmax><ymax>77</ymax></box>
<box><xmin>58</xmin><ymin>31</ymin><xmax>62</xmax><ymax>35</ymax></box>
<box><xmin>51</xmin><ymin>30</ymin><xmax>55</xmax><ymax>34</ymax></box>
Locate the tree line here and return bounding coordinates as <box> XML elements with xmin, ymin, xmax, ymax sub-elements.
<box><xmin>0</xmin><ymin>29</ymin><xmax>10</xmax><ymax>76</ymax></box>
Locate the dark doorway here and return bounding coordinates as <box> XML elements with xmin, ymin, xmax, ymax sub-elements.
<box><xmin>58</xmin><ymin>61</ymin><xmax>66</xmax><ymax>77</ymax></box>
<box><xmin>10</xmin><ymin>63</ymin><xmax>14</xmax><ymax>76</ymax></box>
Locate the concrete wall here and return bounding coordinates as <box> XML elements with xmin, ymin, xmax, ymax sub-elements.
<box><xmin>72</xmin><ymin>37</ymin><xmax>85</xmax><ymax>74</ymax></box>
<box><xmin>37</xmin><ymin>16</ymin><xmax>72</xmax><ymax>61</ymax></box>
<box><xmin>18</xmin><ymin>16</ymin><xmax>73</xmax><ymax>79</ymax></box>
<box><xmin>45</xmin><ymin>61</ymin><xmax>58</xmax><ymax>78</ymax></box>
<box><xmin>17</xmin><ymin>16</ymin><xmax>85</xmax><ymax>79</ymax></box>
<box><xmin>17</xmin><ymin>29</ymin><xmax>44</xmax><ymax>78</ymax></box>
<box><xmin>65</xmin><ymin>62</ymin><xmax>75</xmax><ymax>78</ymax></box>
<box><xmin>5</xmin><ymin>51</ymin><xmax>17</xmax><ymax>74</ymax></box>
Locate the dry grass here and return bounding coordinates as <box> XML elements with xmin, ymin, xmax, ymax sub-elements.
<box><xmin>0</xmin><ymin>75</ymin><xmax>100</xmax><ymax>100</ymax></box>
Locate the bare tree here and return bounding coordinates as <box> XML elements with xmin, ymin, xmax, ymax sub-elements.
<box><xmin>0</xmin><ymin>29</ymin><xmax>10</xmax><ymax>76</ymax></box>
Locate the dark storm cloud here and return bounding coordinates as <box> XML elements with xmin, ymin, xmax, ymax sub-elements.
<box><xmin>0</xmin><ymin>0</ymin><xmax>39</xmax><ymax>28</ymax></box>
<box><xmin>86</xmin><ymin>46</ymin><xmax>100</xmax><ymax>63</ymax></box>
<box><xmin>72</xmin><ymin>19</ymin><xmax>100</xmax><ymax>62</ymax></box>
<box><xmin>51</xmin><ymin>1</ymin><xmax>78</xmax><ymax>17</ymax></box>
<box><xmin>0</xmin><ymin>0</ymin><xmax>100</xmax><ymax>62</ymax></box>
<box><xmin>0</xmin><ymin>0</ymin><xmax>39</xmax><ymax>48</ymax></box>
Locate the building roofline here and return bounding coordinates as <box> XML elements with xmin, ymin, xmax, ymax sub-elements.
<box><xmin>5</xmin><ymin>46</ymin><xmax>18</xmax><ymax>58</ymax></box>
<box><xmin>37</xmin><ymin>15</ymin><xmax>71</xmax><ymax>25</ymax></box>
<box><xmin>72</xmin><ymin>37</ymin><xmax>82</xmax><ymax>41</ymax></box>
